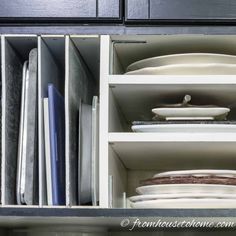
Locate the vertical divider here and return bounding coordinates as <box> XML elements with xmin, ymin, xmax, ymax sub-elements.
<box><xmin>99</xmin><ymin>35</ymin><xmax>111</xmax><ymax>208</ymax></box>
<box><xmin>65</xmin><ymin>35</ymin><xmax>70</xmax><ymax>206</ymax></box>
<box><xmin>1</xmin><ymin>35</ymin><xmax>6</xmax><ymax>205</ymax></box>
<box><xmin>38</xmin><ymin>36</ymin><xmax>44</xmax><ymax>207</ymax></box>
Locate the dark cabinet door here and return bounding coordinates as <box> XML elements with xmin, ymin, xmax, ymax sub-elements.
<box><xmin>0</xmin><ymin>0</ymin><xmax>121</xmax><ymax>23</ymax></box>
<box><xmin>126</xmin><ymin>0</ymin><xmax>236</xmax><ymax>23</ymax></box>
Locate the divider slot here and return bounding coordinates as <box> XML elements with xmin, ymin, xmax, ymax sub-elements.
<box><xmin>1</xmin><ymin>35</ymin><xmax>37</xmax><ymax>205</ymax></box>
<box><xmin>38</xmin><ymin>35</ymin><xmax>65</xmax><ymax>206</ymax></box>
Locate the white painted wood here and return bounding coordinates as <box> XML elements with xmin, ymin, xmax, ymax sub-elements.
<box><xmin>108</xmin><ymin>146</ymin><xmax>127</xmax><ymax>208</ymax></box>
<box><xmin>109</xmin><ymin>133</ymin><xmax>236</xmax><ymax>170</ymax></box>
<box><xmin>109</xmin><ymin>75</ymin><xmax>236</xmax><ymax>84</ymax></box>
<box><xmin>109</xmin><ymin>132</ymin><xmax>236</xmax><ymax>142</ymax></box>
<box><xmin>109</xmin><ymin>90</ymin><xmax>129</xmax><ymax>132</ymax></box>
<box><xmin>99</xmin><ymin>35</ymin><xmax>111</xmax><ymax>208</ymax></box>
<box><xmin>112</xmin><ymin>46</ymin><xmax>124</xmax><ymax>74</ymax></box>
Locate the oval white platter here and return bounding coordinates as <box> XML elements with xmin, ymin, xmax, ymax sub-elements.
<box><xmin>131</xmin><ymin>124</ymin><xmax>236</xmax><ymax>133</ymax></box>
<box><xmin>126</xmin><ymin>53</ymin><xmax>236</xmax><ymax>72</ymax></box>
<box><xmin>129</xmin><ymin>193</ymin><xmax>236</xmax><ymax>203</ymax></box>
<box><xmin>125</xmin><ymin>63</ymin><xmax>236</xmax><ymax>75</ymax></box>
<box><xmin>153</xmin><ymin>169</ymin><xmax>236</xmax><ymax>178</ymax></box>
<box><xmin>130</xmin><ymin>198</ymin><xmax>236</xmax><ymax>209</ymax></box>
<box><xmin>152</xmin><ymin>107</ymin><xmax>230</xmax><ymax>120</ymax></box>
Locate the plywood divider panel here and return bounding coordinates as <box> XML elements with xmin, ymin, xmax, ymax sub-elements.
<box><xmin>99</xmin><ymin>36</ymin><xmax>110</xmax><ymax>208</ymax></box>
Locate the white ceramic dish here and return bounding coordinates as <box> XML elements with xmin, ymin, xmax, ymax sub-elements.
<box><xmin>126</xmin><ymin>53</ymin><xmax>236</xmax><ymax>72</ymax></box>
<box><xmin>125</xmin><ymin>63</ymin><xmax>236</xmax><ymax>75</ymax></box>
<box><xmin>136</xmin><ymin>184</ymin><xmax>236</xmax><ymax>195</ymax></box>
<box><xmin>153</xmin><ymin>169</ymin><xmax>236</xmax><ymax>178</ymax></box>
<box><xmin>152</xmin><ymin>107</ymin><xmax>230</xmax><ymax>121</ymax></box>
<box><xmin>17</xmin><ymin>61</ymin><xmax>28</xmax><ymax>205</ymax></box>
<box><xmin>130</xmin><ymin>198</ymin><xmax>236</xmax><ymax>209</ymax></box>
<box><xmin>129</xmin><ymin>193</ymin><xmax>236</xmax><ymax>203</ymax></box>
<box><xmin>91</xmin><ymin>96</ymin><xmax>99</xmax><ymax>206</ymax></box>
<box><xmin>131</xmin><ymin>124</ymin><xmax>236</xmax><ymax>133</ymax></box>
<box><xmin>152</xmin><ymin>107</ymin><xmax>230</xmax><ymax>119</ymax></box>
<box><xmin>78</xmin><ymin>102</ymin><xmax>92</xmax><ymax>205</ymax></box>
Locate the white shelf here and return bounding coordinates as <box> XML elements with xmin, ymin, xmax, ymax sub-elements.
<box><xmin>109</xmin><ymin>75</ymin><xmax>236</xmax><ymax>85</ymax></box>
<box><xmin>109</xmin><ymin>133</ymin><xmax>236</xmax><ymax>170</ymax></box>
<box><xmin>109</xmin><ymin>132</ymin><xmax>236</xmax><ymax>142</ymax></box>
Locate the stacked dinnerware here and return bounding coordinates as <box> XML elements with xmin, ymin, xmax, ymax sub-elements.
<box><xmin>129</xmin><ymin>169</ymin><xmax>236</xmax><ymax>208</ymax></box>
<box><xmin>131</xmin><ymin>95</ymin><xmax>233</xmax><ymax>133</ymax></box>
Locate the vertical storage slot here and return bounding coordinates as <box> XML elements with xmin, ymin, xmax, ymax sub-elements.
<box><xmin>1</xmin><ymin>35</ymin><xmax>38</xmax><ymax>205</ymax></box>
<box><xmin>38</xmin><ymin>35</ymin><xmax>65</xmax><ymax>206</ymax></box>
<box><xmin>65</xmin><ymin>35</ymin><xmax>100</xmax><ymax>206</ymax></box>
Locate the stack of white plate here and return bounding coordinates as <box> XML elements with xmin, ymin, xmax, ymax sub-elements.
<box><xmin>129</xmin><ymin>170</ymin><xmax>236</xmax><ymax>208</ymax></box>
<box><xmin>125</xmin><ymin>53</ymin><xmax>236</xmax><ymax>75</ymax></box>
<box><xmin>131</xmin><ymin>94</ymin><xmax>232</xmax><ymax>133</ymax></box>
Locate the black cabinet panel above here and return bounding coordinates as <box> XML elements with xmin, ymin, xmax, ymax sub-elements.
<box><xmin>126</xmin><ymin>0</ymin><xmax>236</xmax><ymax>23</ymax></box>
<box><xmin>0</xmin><ymin>0</ymin><xmax>122</xmax><ymax>22</ymax></box>
<box><xmin>98</xmin><ymin>0</ymin><xmax>120</xmax><ymax>18</ymax></box>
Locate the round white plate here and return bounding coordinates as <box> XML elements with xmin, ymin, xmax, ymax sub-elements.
<box><xmin>125</xmin><ymin>63</ymin><xmax>236</xmax><ymax>75</ymax></box>
<box><xmin>153</xmin><ymin>169</ymin><xmax>236</xmax><ymax>178</ymax></box>
<box><xmin>126</xmin><ymin>53</ymin><xmax>236</xmax><ymax>72</ymax></box>
<box><xmin>136</xmin><ymin>184</ymin><xmax>236</xmax><ymax>195</ymax></box>
<box><xmin>152</xmin><ymin>107</ymin><xmax>230</xmax><ymax>121</ymax></box>
<box><xmin>129</xmin><ymin>193</ymin><xmax>236</xmax><ymax>203</ymax></box>
<box><xmin>130</xmin><ymin>198</ymin><xmax>236</xmax><ymax>209</ymax></box>
<box><xmin>131</xmin><ymin>124</ymin><xmax>236</xmax><ymax>133</ymax></box>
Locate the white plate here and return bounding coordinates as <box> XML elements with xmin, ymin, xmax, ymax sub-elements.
<box><xmin>131</xmin><ymin>124</ymin><xmax>236</xmax><ymax>133</ymax></box>
<box><xmin>130</xmin><ymin>193</ymin><xmax>236</xmax><ymax>203</ymax></box>
<box><xmin>17</xmin><ymin>61</ymin><xmax>28</xmax><ymax>205</ymax></box>
<box><xmin>130</xmin><ymin>198</ymin><xmax>236</xmax><ymax>209</ymax></box>
<box><xmin>126</xmin><ymin>53</ymin><xmax>236</xmax><ymax>72</ymax></box>
<box><xmin>153</xmin><ymin>169</ymin><xmax>236</xmax><ymax>178</ymax></box>
<box><xmin>79</xmin><ymin>102</ymin><xmax>92</xmax><ymax>205</ymax></box>
<box><xmin>152</xmin><ymin>107</ymin><xmax>230</xmax><ymax>120</ymax></box>
<box><xmin>125</xmin><ymin>63</ymin><xmax>236</xmax><ymax>75</ymax></box>
<box><xmin>136</xmin><ymin>184</ymin><xmax>236</xmax><ymax>195</ymax></box>
<box><xmin>91</xmin><ymin>96</ymin><xmax>99</xmax><ymax>206</ymax></box>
